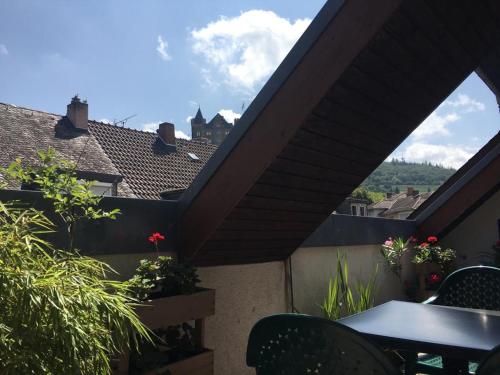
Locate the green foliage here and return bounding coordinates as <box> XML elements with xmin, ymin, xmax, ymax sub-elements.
<box><xmin>128</xmin><ymin>256</ymin><xmax>200</xmax><ymax>300</ymax></box>
<box><xmin>2</xmin><ymin>148</ymin><xmax>120</xmax><ymax>250</ymax></box>
<box><xmin>130</xmin><ymin>323</ymin><xmax>202</xmax><ymax>372</ymax></box>
<box><xmin>321</xmin><ymin>253</ymin><xmax>378</xmax><ymax>320</ymax></box>
<box><xmin>0</xmin><ymin>202</ymin><xmax>150</xmax><ymax>374</ymax></box>
<box><xmin>0</xmin><ymin>148</ymin><xmax>151</xmax><ymax>374</ymax></box>
<box><xmin>351</xmin><ymin>187</ymin><xmax>385</xmax><ymax>204</ymax></box>
<box><xmin>380</xmin><ymin>237</ymin><xmax>408</xmax><ymax>280</ymax></box>
<box><xmin>412</xmin><ymin>243</ymin><xmax>456</xmax><ymax>266</ymax></box>
<box><xmin>361</xmin><ymin>159</ymin><xmax>455</xmax><ymax>193</ymax></box>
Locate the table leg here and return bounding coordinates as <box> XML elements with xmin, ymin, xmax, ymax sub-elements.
<box><xmin>442</xmin><ymin>357</ymin><xmax>468</xmax><ymax>374</ymax></box>
<box><xmin>401</xmin><ymin>351</ymin><xmax>417</xmax><ymax>375</ymax></box>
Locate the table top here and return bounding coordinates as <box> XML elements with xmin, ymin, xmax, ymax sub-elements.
<box><xmin>338</xmin><ymin>300</ymin><xmax>500</xmax><ymax>360</ymax></box>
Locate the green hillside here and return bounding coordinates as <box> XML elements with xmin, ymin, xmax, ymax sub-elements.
<box><xmin>361</xmin><ymin>159</ymin><xmax>456</xmax><ymax>193</ymax></box>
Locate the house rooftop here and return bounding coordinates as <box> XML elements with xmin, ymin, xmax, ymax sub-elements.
<box><xmin>0</xmin><ymin>102</ymin><xmax>218</xmax><ymax>200</ymax></box>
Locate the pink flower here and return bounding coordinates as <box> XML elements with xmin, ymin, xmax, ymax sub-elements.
<box><xmin>420</xmin><ymin>242</ymin><xmax>429</xmax><ymax>248</ymax></box>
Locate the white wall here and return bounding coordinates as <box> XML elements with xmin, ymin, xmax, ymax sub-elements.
<box><xmin>290</xmin><ymin>244</ymin><xmax>413</xmax><ymax>317</ymax></box>
<box><xmin>442</xmin><ymin>190</ymin><xmax>500</xmax><ymax>266</ymax></box>
<box><xmin>198</xmin><ymin>262</ymin><xmax>287</xmax><ymax>375</ymax></box>
<box><xmin>97</xmin><ymin>245</ymin><xmax>409</xmax><ymax>375</ymax></box>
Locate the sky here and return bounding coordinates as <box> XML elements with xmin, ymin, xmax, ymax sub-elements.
<box><xmin>0</xmin><ymin>0</ymin><xmax>498</xmax><ymax>170</ymax></box>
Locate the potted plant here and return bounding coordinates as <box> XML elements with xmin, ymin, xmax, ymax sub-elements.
<box><xmin>412</xmin><ymin>236</ymin><xmax>455</xmax><ymax>300</ymax></box>
<box><xmin>1</xmin><ymin>148</ymin><xmax>150</xmax><ymax>374</ymax></box>
<box><xmin>116</xmin><ymin>233</ymin><xmax>215</xmax><ymax>375</ymax></box>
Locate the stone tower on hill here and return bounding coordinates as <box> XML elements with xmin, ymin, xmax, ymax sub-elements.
<box><xmin>190</xmin><ymin>108</ymin><xmax>236</xmax><ymax>146</ymax></box>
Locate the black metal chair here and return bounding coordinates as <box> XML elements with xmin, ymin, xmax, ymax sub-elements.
<box><xmin>415</xmin><ymin>266</ymin><xmax>500</xmax><ymax>374</ymax></box>
<box><xmin>246</xmin><ymin>313</ymin><xmax>401</xmax><ymax>375</ymax></box>
<box><xmin>476</xmin><ymin>344</ymin><xmax>500</xmax><ymax>375</ymax></box>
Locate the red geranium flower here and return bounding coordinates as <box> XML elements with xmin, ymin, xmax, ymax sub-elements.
<box><xmin>148</xmin><ymin>232</ymin><xmax>165</xmax><ymax>243</ymax></box>
<box><xmin>420</xmin><ymin>242</ymin><xmax>429</xmax><ymax>248</ymax></box>
<box><xmin>428</xmin><ymin>273</ymin><xmax>442</xmax><ymax>284</ymax></box>
<box><xmin>427</xmin><ymin>236</ymin><xmax>438</xmax><ymax>243</ymax></box>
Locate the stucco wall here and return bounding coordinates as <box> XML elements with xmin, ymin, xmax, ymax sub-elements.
<box><xmin>198</xmin><ymin>262</ymin><xmax>287</xmax><ymax>375</ymax></box>
<box><xmin>441</xmin><ymin>189</ymin><xmax>500</xmax><ymax>266</ymax></box>
<box><xmin>291</xmin><ymin>244</ymin><xmax>413</xmax><ymax>316</ymax></box>
<box><xmin>97</xmin><ymin>246</ymin><xmax>407</xmax><ymax>375</ymax></box>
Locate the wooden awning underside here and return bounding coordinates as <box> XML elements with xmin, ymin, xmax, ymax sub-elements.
<box><xmin>179</xmin><ymin>0</ymin><xmax>500</xmax><ymax>266</ymax></box>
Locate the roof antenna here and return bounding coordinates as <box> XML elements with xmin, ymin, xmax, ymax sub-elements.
<box><xmin>241</xmin><ymin>102</ymin><xmax>245</xmax><ymax>112</ymax></box>
<box><xmin>113</xmin><ymin>114</ymin><xmax>137</xmax><ymax>127</ymax></box>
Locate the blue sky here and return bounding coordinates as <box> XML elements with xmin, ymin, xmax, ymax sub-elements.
<box><xmin>0</xmin><ymin>0</ymin><xmax>498</xmax><ymax>169</ymax></box>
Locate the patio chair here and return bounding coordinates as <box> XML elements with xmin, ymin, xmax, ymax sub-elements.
<box><xmin>246</xmin><ymin>313</ymin><xmax>400</xmax><ymax>375</ymax></box>
<box><xmin>415</xmin><ymin>266</ymin><xmax>500</xmax><ymax>375</ymax></box>
<box><xmin>476</xmin><ymin>344</ymin><xmax>500</xmax><ymax>375</ymax></box>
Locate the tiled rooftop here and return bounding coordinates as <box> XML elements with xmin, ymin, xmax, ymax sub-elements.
<box><xmin>89</xmin><ymin>121</ymin><xmax>217</xmax><ymax>199</ymax></box>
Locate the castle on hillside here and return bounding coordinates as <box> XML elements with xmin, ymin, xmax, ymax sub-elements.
<box><xmin>190</xmin><ymin>108</ymin><xmax>236</xmax><ymax>145</ymax></box>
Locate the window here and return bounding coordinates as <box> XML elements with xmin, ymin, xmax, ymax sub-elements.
<box><xmin>89</xmin><ymin>181</ymin><xmax>114</xmax><ymax>196</ymax></box>
<box><xmin>360</xmin><ymin>206</ymin><xmax>365</xmax><ymax>216</ymax></box>
<box><xmin>196</xmin><ymin>131</ymin><xmax>200</xmax><ymax>137</ymax></box>
<box><xmin>187</xmin><ymin>152</ymin><xmax>199</xmax><ymax>161</ymax></box>
<box><xmin>351</xmin><ymin>205</ymin><xmax>357</xmax><ymax>216</ymax></box>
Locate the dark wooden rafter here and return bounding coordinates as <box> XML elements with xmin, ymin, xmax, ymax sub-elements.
<box><xmin>179</xmin><ymin>0</ymin><xmax>500</xmax><ymax>266</ymax></box>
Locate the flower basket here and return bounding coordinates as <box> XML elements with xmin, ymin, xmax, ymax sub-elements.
<box><xmin>114</xmin><ymin>288</ymin><xmax>215</xmax><ymax>374</ymax></box>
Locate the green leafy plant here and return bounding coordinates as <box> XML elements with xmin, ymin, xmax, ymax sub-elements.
<box><xmin>3</xmin><ymin>148</ymin><xmax>120</xmax><ymax>251</ymax></box>
<box><xmin>0</xmin><ymin>149</ymin><xmax>151</xmax><ymax>374</ymax></box>
<box><xmin>380</xmin><ymin>236</ymin><xmax>409</xmax><ymax>280</ymax></box>
<box><xmin>0</xmin><ymin>202</ymin><xmax>150</xmax><ymax>374</ymax></box>
<box><xmin>321</xmin><ymin>253</ymin><xmax>378</xmax><ymax>320</ymax></box>
<box><xmin>412</xmin><ymin>236</ymin><xmax>455</xmax><ymax>269</ymax></box>
<box><xmin>130</xmin><ymin>323</ymin><xmax>203</xmax><ymax>373</ymax></box>
<box><xmin>128</xmin><ymin>234</ymin><xmax>200</xmax><ymax>300</ymax></box>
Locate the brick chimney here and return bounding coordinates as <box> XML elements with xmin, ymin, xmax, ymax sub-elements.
<box><xmin>66</xmin><ymin>95</ymin><xmax>88</xmax><ymax>130</ymax></box>
<box><xmin>407</xmin><ymin>186</ymin><xmax>415</xmax><ymax>196</ymax></box>
<box><xmin>158</xmin><ymin>122</ymin><xmax>176</xmax><ymax>149</ymax></box>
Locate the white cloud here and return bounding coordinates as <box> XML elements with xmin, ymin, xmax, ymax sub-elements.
<box><xmin>175</xmin><ymin>130</ymin><xmax>191</xmax><ymax>140</ymax></box>
<box><xmin>99</xmin><ymin>118</ymin><xmax>112</xmax><ymax>124</ymax></box>
<box><xmin>156</xmin><ymin>35</ymin><xmax>172</xmax><ymax>61</ymax></box>
<box><xmin>191</xmin><ymin>10</ymin><xmax>310</xmax><ymax>91</ymax></box>
<box><xmin>218</xmin><ymin>109</ymin><xmax>241</xmax><ymax>124</ymax></box>
<box><xmin>141</xmin><ymin>121</ymin><xmax>191</xmax><ymax>140</ymax></box>
<box><xmin>142</xmin><ymin>122</ymin><xmax>159</xmax><ymax>133</ymax></box>
<box><xmin>411</xmin><ymin>111</ymin><xmax>460</xmax><ymax>140</ymax></box>
<box><xmin>444</xmin><ymin>94</ymin><xmax>485</xmax><ymax>113</ymax></box>
<box><xmin>186</xmin><ymin>115</ymin><xmax>193</xmax><ymax>123</ymax></box>
<box><xmin>410</xmin><ymin>93</ymin><xmax>485</xmax><ymax>141</ymax></box>
<box><xmin>399</xmin><ymin>142</ymin><xmax>476</xmax><ymax>169</ymax></box>
<box><xmin>0</xmin><ymin>44</ymin><xmax>8</xmax><ymax>56</ymax></box>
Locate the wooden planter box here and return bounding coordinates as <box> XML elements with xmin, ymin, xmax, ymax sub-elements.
<box><xmin>142</xmin><ymin>349</ymin><xmax>213</xmax><ymax>375</ymax></box>
<box><xmin>138</xmin><ymin>288</ymin><xmax>215</xmax><ymax>329</ymax></box>
<box><xmin>114</xmin><ymin>288</ymin><xmax>215</xmax><ymax>375</ymax></box>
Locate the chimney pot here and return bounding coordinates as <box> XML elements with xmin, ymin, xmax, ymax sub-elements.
<box><xmin>158</xmin><ymin>122</ymin><xmax>176</xmax><ymax>146</ymax></box>
<box><xmin>66</xmin><ymin>95</ymin><xmax>88</xmax><ymax>130</ymax></box>
<box><xmin>407</xmin><ymin>187</ymin><xmax>415</xmax><ymax>196</ymax></box>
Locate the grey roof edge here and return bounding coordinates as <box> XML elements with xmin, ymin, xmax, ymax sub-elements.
<box><xmin>412</xmin><ymin>142</ymin><xmax>500</xmax><ymax>225</ymax></box>
<box><xmin>178</xmin><ymin>0</ymin><xmax>346</xmax><ymax>213</ymax></box>
<box><xmin>301</xmin><ymin>214</ymin><xmax>416</xmax><ymax>248</ymax></box>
